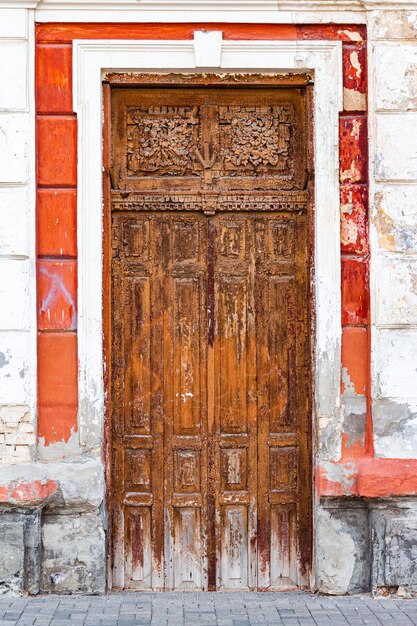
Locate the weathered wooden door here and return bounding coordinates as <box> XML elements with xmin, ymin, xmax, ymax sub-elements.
<box><xmin>109</xmin><ymin>84</ymin><xmax>312</xmax><ymax>591</ymax></box>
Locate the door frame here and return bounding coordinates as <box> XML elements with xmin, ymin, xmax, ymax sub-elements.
<box><xmin>72</xmin><ymin>33</ymin><xmax>344</xmax><ymax>590</ymax></box>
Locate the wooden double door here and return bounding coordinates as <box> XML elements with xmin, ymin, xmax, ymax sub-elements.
<box><xmin>108</xmin><ymin>84</ymin><xmax>312</xmax><ymax>591</ymax></box>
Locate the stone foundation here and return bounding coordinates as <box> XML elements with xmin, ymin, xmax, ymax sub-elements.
<box><xmin>2</xmin><ymin>495</ymin><xmax>417</xmax><ymax>596</ymax></box>
<box><xmin>317</xmin><ymin>497</ymin><xmax>417</xmax><ymax>596</ymax></box>
<box><xmin>0</xmin><ymin>460</ymin><xmax>106</xmax><ymax>595</ymax></box>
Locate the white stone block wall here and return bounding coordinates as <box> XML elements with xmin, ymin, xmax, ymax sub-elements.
<box><xmin>0</xmin><ymin>8</ymin><xmax>36</xmax><ymax>464</ymax></box>
<box><xmin>369</xmin><ymin>9</ymin><xmax>417</xmax><ymax>459</ymax></box>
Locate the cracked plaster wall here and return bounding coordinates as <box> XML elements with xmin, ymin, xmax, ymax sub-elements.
<box><xmin>370</xmin><ymin>9</ymin><xmax>417</xmax><ymax>460</ymax></box>
<box><xmin>0</xmin><ymin>9</ymin><xmax>36</xmax><ymax>466</ymax></box>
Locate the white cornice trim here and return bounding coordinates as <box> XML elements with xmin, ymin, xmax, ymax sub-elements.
<box><xmin>34</xmin><ymin>10</ymin><xmax>367</xmax><ymax>24</ymax></box>
<box><xmin>2</xmin><ymin>0</ymin><xmax>417</xmax><ymax>13</ymax></box>
<box><xmin>33</xmin><ymin>0</ymin><xmax>417</xmax><ymax>8</ymax></box>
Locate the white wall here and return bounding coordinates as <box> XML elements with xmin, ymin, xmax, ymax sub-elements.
<box><xmin>0</xmin><ymin>8</ymin><xmax>36</xmax><ymax>463</ymax></box>
<box><xmin>369</xmin><ymin>10</ymin><xmax>417</xmax><ymax>459</ymax></box>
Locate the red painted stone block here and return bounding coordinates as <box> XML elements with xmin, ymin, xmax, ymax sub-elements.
<box><xmin>36</xmin><ymin>44</ymin><xmax>72</xmax><ymax>114</ymax></box>
<box><xmin>38</xmin><ymin>260</ymin><xmax>77</xmax><ymax>330</ymax></box>
<box><xmin>222</xmin><ymin>24</ymin><xmax>297</xmax><ymax>40</ymax></box>
<box><xmin>296</xmin><ymin>24</ymin><xmax>366</xmax><ymax>43</ymax></box>
<box><xmin>37</xmin><ymin>189</ymin><xmax>77</xmax><ymax>257</ymax></box>
<box><xmin>339</xmin><ymin>116</ymin><xmax>367</xmax><ymax>184</ymax></box>
<box><xmin>37</xmin><ymin>116</ymin><xmax>77</xmax><ymax>186</ymax></box>
<box><xmin>341</xmin><ymin>257</ymin><xmax>369</xmax><ymax>325</ymax></box>
<box><xmin>340</xmin><ymin>184</ymin><xmax>368</xmax><ymax>254</ymax></box>
<box><xmin>37</xmin><ymin>332</ymin><xmax>78</xmax><ymax>445</ymax></box>
<box><xmin>341</xmin><ymin>327</ymin><xmax>368</xmax><ymax>395</ymax></box>
<box><xmin>343</xmin><ymin>44</ymin><xmax>367</xmax><ymax>94</ymax></box>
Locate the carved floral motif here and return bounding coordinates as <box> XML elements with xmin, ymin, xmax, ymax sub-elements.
<box><xmin>126</xmin><ymin>106</ymin><xmax>199</xmax><ymax>176</ymax></box>
<box><xmin>219</xmin><ymin>106</ymin><xmax>294</xmax><ymax>176</ymax></box>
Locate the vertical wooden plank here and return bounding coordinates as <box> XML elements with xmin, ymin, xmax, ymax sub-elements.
<box><xmin>206</xmin><ymin>219</ymin><xmax>216</xmax><ymax>591</ymax></box>
<box><xmin>214</xmin><ymin>216</ymin><xmax>257</xmax><ymax>590</ymax></box>
<box><xmin>163</xmin><ymin>216</ymin><xmax>207</xmax><ymax>591</ymax></box>
<box><xmin>102</xmin><ymin>81</ymin><xmax>113</xmax><ymax>589</ymax></box>
<box><xmin>256</xmin><ymin>214</ymin><xmax>310</xmax><ymax>590</ymax></box>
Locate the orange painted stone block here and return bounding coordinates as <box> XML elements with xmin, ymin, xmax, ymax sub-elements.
<box><xmin>341</xmin><ymin>327</ymin><xmax>368</xmax><ymax>395</ymax></box>
<box><xmin>340</xmin><ymin>184</ymin><xmax>368</xmax><ymax>254</ymax></box>
<box><xmin>36</xmin><ymin>44</ymin><xmax>72</xmax><ymax>114</ymax></box>
<box><xmin>38</xmin><ymin>332</ymin><xmax>78</xmax><ymax>445</ymax></box>
<box><xmin>37</xmin><ymin>116</ymin><xmax>77</xmax><ymax>186</ymax></box>
<box><xmin>36</xmin><ymin>22</ymin><xmax>195</xmax><ymax>43</ymax></box>
<box><xmin>38</xmin><ymin>260</ymin><xmax>77</xmax><ymax>330</ymax></box>
<box><xmin>318</xmin><ymin>458</ymin><xmax>417</xmax><ymax>498</ymax></box>
<box><xmin>341</xmin><ymin>257</ymin><xmax>369</xmax><ymax>325</ymax></box>
<box><xmin>339</xmin><ymin>116</ymin><xmax>367</xmax><ymax>184</ymax></box>
<box><xmin>37</xmin><ymin>189</ymin><xmax>77</xmax><ymax>257</ymax></box>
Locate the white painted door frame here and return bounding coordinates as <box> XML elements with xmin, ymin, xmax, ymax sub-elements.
<box><xmin>72</xmin><ymin>31</ymin><xmax>343</xmax><ymax>587</ymax></box>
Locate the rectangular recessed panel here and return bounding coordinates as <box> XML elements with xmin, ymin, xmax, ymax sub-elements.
<box><xmin>172</xmin><ymin>220</ymin><xmax>200</xmax><ymax>263</ymax></box>
<box><xmin>125</xmin><ymin>507</ymin><xmax>152</xmax><ymax>589</ymax></box>
<box><xmin>270</xmin><ymin>505</ymin><xmax>297</xmax><ymax>589</ymax></box>
<box><xmin>270</xmin><ymin>447</ymin><xmax>297</xmax><ymax>493</ymax></box>
<box><xmin>125</xmin><ymin>276</ymin><xmax>151</xmax><ymax>434</ymax></box>
<box><xmin>173</xmin><ymin>507</ymin><xmax>203</xmax><ymax>590</ymax></box>
<box><xmin>219</xmin><ymin>220</ymin><xmax>246</xmax><ymax>259</ymax></box>
<box><xmin>125</xmin><ymin>449</ymin><xmax>152</xmax><ymax>493</ymax></box>
<box><xmin>174</xmin><ymin>450</ymin><xmax>201</xmax><ymax>493</ymax></box>
<box><xmin>221</xmin><ymin>448</ymin><xmax>248</xmax><ymax>492</ymax></box>
<box><xmin>221</xmin><ymin>506</ymin><xmax>248</xmax><ymax>589</ymax></box>
<box><xmin>268</xmin><ymin>277</ymin><xmax>295</xmax><ymax>433</ymax></box>
<box><xmin>268</xmin><ymin>220</ymin><xmax>295</xmax><ymax>261</ymax></box>
<box><xmin>123</xmin><ymin>219</ymin><xmax>150</xmax><ymax>259</ymax></box>
<box><xmin>173</xmin><ymin>277</ymin><xmax>202</xmax><ymax>436</ymax></box>
<box><xmin>217</xmin><ymin>277</ymin><xmax>248</xmax><ymax>434</ymax></box>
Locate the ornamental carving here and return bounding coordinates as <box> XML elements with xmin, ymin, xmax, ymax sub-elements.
<box><xmin>126</xmin><ymin>106</ymin><xmax>200</xmax><ymax>177</ymax></box>
<box><xmin>219</xmin><ymin>106</ymin><xmax>294</xmax><ymax>177</ymax></box>
<box><xmin>110</xmin><ymin>191</ymin><xmax>308</xmax><ymax>213</ymax></box>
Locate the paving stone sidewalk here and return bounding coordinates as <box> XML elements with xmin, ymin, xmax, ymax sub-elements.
<box><xmin>1</xmin><ymin>592</ymin><xmax>417</xmax><ymax>626</ymax></box>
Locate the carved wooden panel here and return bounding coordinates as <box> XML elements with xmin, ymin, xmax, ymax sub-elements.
<box><xmin>126</xmin><ymin>106</ymin><xmax>200</xmax><ymax>177</ymax></box>
<box><xmin>218</xmin><ymin>105</ymin><xmax>294</xmax><ymax>177</ymax></box>
<box><xmin>111</xmin><ymin>87</ymin><xmax>306</xmax><ymax>192</ymax></box>
<box><xmin>110</xmin><ymin>85</ymin><xmax>311</xmax><ymax>592</ymax></box>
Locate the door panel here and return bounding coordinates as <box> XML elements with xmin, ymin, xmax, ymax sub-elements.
<box><xmin>109</xmin><ymin>85</ymin><xmax>312</xmax><ymax>591</ymax></box>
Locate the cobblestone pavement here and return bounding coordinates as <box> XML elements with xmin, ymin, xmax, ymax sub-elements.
<box><xmin>1</xmin><ymin>592</ymin><xmax>417</xmax><ymax>626</ymax></box>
